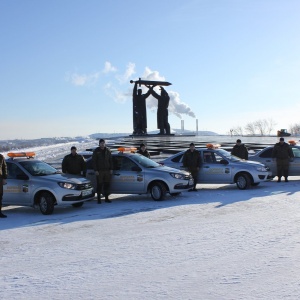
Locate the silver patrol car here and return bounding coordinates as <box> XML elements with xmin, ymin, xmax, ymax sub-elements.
<box><xmin>159</xmin><ymin>147</ymin><xmax>271</xmax><ymax>189</ymax></box>
<box><xmin>3</xmin><ymin>152</ymin><xmax>95</xmax><ymax>215</ymax></box>
<box><xmin>248</xmin><ymin>145</ymin><xmax>300</xmax><ymax>177</ymax></box>
<box><xmin>85</xmin><ymin>150</ymin><xmax>194</xmax><ymax>200</ymax></box>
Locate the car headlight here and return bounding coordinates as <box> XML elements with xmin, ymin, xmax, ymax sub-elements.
<box><xmin>58</xmin><ymin>182</ymin><xmax>76</xmax><ymax>189</ymax></box>
<box><xmin>255</xmin><ymin>166</ymin><xmax>268</xmax><ymax>172</ymax></box>
<box><xmin>170</xmin><ymin>173</ymin><xmax>185</xmax><ymax>179</ymax></box>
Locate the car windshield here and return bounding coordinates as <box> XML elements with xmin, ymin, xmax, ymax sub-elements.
<box><xmin>215</xmin><ymin>149</ymin><xmax>241</xmax><ymax>162</ymax></box>
<box><xmin>130</xmin><ymin>154</ymin><xmax>161</xmax><ymax>168</ymax></box>
<box><xmin>19</xmin><ymin>160</ymin><xmax>58</xmax><ymax>176</ymax></box>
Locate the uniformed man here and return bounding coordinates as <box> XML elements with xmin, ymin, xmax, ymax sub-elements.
<box><xmin>62</xmin><ymin>146</ymin><xmax>86</xmax><ymax>177</ymax></box>
<box><xmin>0</xmin><ymin>153</ymin><xmax>8</xmax><ymax>218</ymax></box>
<box><xmin>272</xmin><ymin>137</ymin><xmax>294</xmax><ymax>182</ymax></box>
<box><xmin>182</xmin><ymin>143</ymin><xmax>201</xmax><ymax>191</ymax></box>
<box><xmin>92</xmin><ymin>139</ymin><xmax>113</xmax><ymax>203</ymax></box>
<box><xmin>231</xmin><ymin>139</ymin><xmax>248</xmax><ymax>160</ymax></box>
<box><xmin>137</xmin><ymin>143</ymin><xmax>150</xmax><ymax>158</ymax></box>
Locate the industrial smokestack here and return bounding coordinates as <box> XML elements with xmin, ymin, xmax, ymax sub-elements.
<box><xmin>181</xmin><ymin>120</ymin><xmax>184</xmax><ymax>133</ymax></box>
<box><xmin>196</xmin><ymin>119</ymin><xmax>198</xmax><ymax>136</ymax></box>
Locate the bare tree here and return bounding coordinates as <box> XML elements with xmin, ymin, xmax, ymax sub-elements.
<box><xmin>290</xmin><ymin>123</ymin><xmax>300</xmax><ymax>135</ymax></box>
<box><xmin>255</xmin><ymin>119</ymin><xmax>268</xmax><ymax>136</ymax></box>
<box><xmin>266</xmin><ymin>118</ymin><xmax>276</xmax><ymax>135</ymax></box>
<box><xmin>245</xmin><ymin>122</ymin><xmax>256</xmax><ymax>135</ymax></box>
<box><xmin>232</xmin><ymin>126</ymin><xmax>243</xmax><ymax>136</ymax></box>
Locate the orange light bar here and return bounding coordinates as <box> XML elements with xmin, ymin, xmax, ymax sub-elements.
<box><xmin>7</xmin><ymin>152</ymin><xmax>36</xmax><ymax>158</ymax></box>
<box><xmin>288</xmin><ymin>140</ymin><xmax>296</xmax><ymax>146</ymax></box>
<box><xmin>206</xmin><ymin>143</ymin><xmax>220</xmax><ymax>149</ymax></box>
<box><xmin>118</xmin><ymin>147</ymin><xmax>137</xmax><ymax>153</ymax></box>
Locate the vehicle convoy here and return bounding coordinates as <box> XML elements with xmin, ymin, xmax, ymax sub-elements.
<box><xmin>3</xmin><ymin>152</ymin><xmax>95</xmax><ymax>215</ymax></box>
<box><xmin>248</xmin><ymin>144</ymin><xmax>300</xmax><ymax>177</ymax></box>
<box><xmin>159</xmin><ymin>145</ymin><xmax>272</xmax><ymax>190</ymax></box>
<box><xmin>85</xmin><ymin>148</ymin><xmax>194</xmax><ymax>200</ymax></box>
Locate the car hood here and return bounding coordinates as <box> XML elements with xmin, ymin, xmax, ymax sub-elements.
<box><xmin>42</xmin><ymin>173</ymin><xmax>91</xmax><ymax>184</ymax></box>
<box><xmin>153</xmin><ymin>165</ymin><xmax>190</xmax><ymax>175</ymax></box>
<box><xmin>235</xmin><ymin>159</ymin><xmax>265</xmax><ymax>167</ymax></box>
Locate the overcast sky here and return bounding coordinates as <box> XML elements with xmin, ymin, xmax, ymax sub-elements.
<box><xmin>1</xmin><ymin>0</ymin><xmax>300</xmax><ymax>139</ymax></box>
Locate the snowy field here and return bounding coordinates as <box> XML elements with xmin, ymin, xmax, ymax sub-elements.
<box><xmin>2</xmin><ymin>182</ymin><xmax>300</xmax><ymax>299</ymax></box>
<box><xmin>1</xmin><ymin>142</ymin><xmax>300</xmax><ymax>299</ymax></box>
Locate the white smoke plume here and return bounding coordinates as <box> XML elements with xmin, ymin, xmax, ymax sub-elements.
<box><xmin>133</xmin><ymin>67</ymin><xmax>196</xmax><ymax>119</ymax></box>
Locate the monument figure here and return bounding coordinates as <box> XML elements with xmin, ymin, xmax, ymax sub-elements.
<box><xmin>151</xmin><ymin>86</ymin><xmax>171</xmax><ymax>135</ymax></box>
<box><xmin>132</xmin><ymin>82</ymin><xmax>152</xmax><ymax>135</ymax></box>
<box><xmin>130</xmin><ymin>78</ymin><xmax>172</xmax><ymax>135</ymax></box>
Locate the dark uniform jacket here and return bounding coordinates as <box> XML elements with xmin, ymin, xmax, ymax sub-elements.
<box><xmin>182</xmin><ymin>149</ymin><xmax>201</xmax><ymax>172</ymax></box>
<box><xmin>231</xmin><ymin>144</ymin><xmax>248</xmax><ymax>160</ymax></box>
<box><xmin>62</xmin><ymin>153</ymin><xmax>86</xmax><ymax>176</ymax></box>
<box><xmin>137</xmin><ymin>149</ymin><xmax>150</xmax><ymax>158</ymax></box>
<box><xmin>0</xmin><ymin>154</ymin><xmax>8</xmax><ymax>179</ymax></box>
<box><xmin>92</xmin><ymin>147</ymin><xmax>113</xmax><ymax>171</ymax></box>
<box><xmin>272</xmin><ymin>142</ymin><xmax>294</xmax><ymax>159</ymax></box>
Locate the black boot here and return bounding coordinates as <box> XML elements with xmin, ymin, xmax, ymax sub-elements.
<box><xmin>97</xmin><ymin>194</ymin><xmax>101</xmax><ymax>204</ymax></box>
<box><xmin>0</xmin><ymin>211</ymin><xmax>7</xmax><ymax>218</ymax></box>
<box><xmin>105</xmin><ymin>196</ymin><xmax>111</xmax><ymax>203</ymax></box>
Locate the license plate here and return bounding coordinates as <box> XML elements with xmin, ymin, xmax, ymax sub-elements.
<box><xmin>82</xmin><ymin>188</ymin><xmax>93</xmax><ymax>197</ymax></box>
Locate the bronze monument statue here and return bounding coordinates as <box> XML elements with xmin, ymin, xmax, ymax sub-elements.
<box><xmin>130</xmin><ymin>78</ymin><xmax>172</xmax><ymax>135</ymax></box>
<box><xmin>151</xmin><ymin>86</ymin><xmax>171</xmax><ymax>135</ymax></box>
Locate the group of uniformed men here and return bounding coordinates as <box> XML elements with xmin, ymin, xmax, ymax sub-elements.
<box><xmin>0</xmin><ymin>137</ymin><xmax>295</xmax><ymax>218</ymax></box>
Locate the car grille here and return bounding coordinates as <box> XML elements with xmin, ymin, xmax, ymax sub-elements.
<box><xmin>76</xmin><ymin>183</ymin><xmax>93</xmax><ymax>190</ymax></box>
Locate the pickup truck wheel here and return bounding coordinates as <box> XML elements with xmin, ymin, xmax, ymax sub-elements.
<box><xmin>236</xmin><ymin>173</ymin><xmax>251</xmax><ymax>190</ymax></box>
<box><xmin>39</xmin><ymin>192</ymin><xmax>55</xmax><ymax>215</ymax></box>
<box><xmin>150</xmin><ymin>182</ymin><xmax>167</xmax><ymax>201</ymax></box>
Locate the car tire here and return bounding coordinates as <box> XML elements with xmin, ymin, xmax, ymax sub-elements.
<box><xmin>251</xmin><ymin>182</ymin><xmax>260</xmax><ymax>186</ymax></box>
<box><xmin>72</xmin><ymin>202</ymin><xmax>84</xmax><ymax>208</ymax></box>
<box><xmin>150</xmin><ymin>182</ymin><xmax>167</xmax><ymax>201</ymax></box>
<box><xmin>39</xmin><ymin>192</ymin><xmax>55</xmax><ymax>215</ymax></box>
<box><xmin>236</xmin><ymin>173</ymin><xmax>251</xmax><ymax>190</ymax></box>
<box><xmin>170</xmin><ymin>192</ymin><xmax>181</xmax><ymax>196</ymax></box>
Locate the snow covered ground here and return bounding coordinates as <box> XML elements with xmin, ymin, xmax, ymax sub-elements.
<box><xmin>1</xmin><ymin>143</ymin><xmax>300</xmax><ymax>299</ymax></box>
<box><xmin>2</xmin><ymin>183</ymin><xmax>300</xmax><ymax>299</ymax></box>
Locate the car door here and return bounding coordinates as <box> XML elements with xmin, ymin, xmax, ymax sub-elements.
<box><xmin>199</xmin><ymin>151</ymin><xmax>232</xmax><ymax>183</ymax></box>
<box><xmin>256</xmin><ymin>147</ymin><xmax>276</xmax><ymax>174</ymax></box>
<box><xmin>3</xmin><ymin>162</ymin><xmax>31</xmax><ymax>205</ymax></box>
<box><xmin>289</xmin><ymin>147</ymin><xmax>300</xmax><ymax>175</ymax></box>
<box><xmin>111</xmin><ymin>156</ymin><xmax>145</xmax><ymax>193</ymax></box>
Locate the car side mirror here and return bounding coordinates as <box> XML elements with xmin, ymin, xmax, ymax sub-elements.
<box><xmin>220</xmin><ymin>159</ymin><xmax>229</xmax><ymax>165</ymax></box>
<box><xmin>132</xmin><ymin>166</ymin><xmax>142</xmax><ymax>172</ymax></box>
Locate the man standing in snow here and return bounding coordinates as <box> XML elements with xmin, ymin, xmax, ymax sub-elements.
<box><xmin>231</xmin><ymin>139</ymin><xmax>248</xmax><ymax>160</ymax></box>
<box><xmin>137</xmin><ymin>143</ymin><xmax>150</xmax><ymax>158</ymax></box>
<box><xmin>0</xmin><ymin>153</ymin><xmax>8</xmax><ymax>218</ymax></box>
<box><xmin>62</xmin><ymin>146</ymin><xmax>86</xmax><ymax>177</ymax></box>
<box><xmin>272</xmin><ymin>137</ymin><xmax>294</xmax><ymax>182</ymax></box>
<box><xmin>92</xmin><ymin>139</ymin><xmax>113</xmax><ymax>203</ymax></box>
<box><xmin>182</xmin><ymin>143</ymin><xmax>201</xmax><ymax>191</ymax></box>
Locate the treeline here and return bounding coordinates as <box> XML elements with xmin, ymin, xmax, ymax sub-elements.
<box><xmin>230</xmin><ymin>119</ymin><xmax>276</xmax><ymax>136</ymax></box>
<box><xmin>231</xmin><ymin>119</ymin><xmax>300</xmax><ymax>136</ymax></box>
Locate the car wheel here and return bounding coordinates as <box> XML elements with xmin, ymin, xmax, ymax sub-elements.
<box><xmin>251</xmin><ymin>182</ymin><xmax>260</xmax><ymax>186</ymax></box>
<box><xmin>39</xmin><ymin>192</ymin><xmax>55</xmax><ymax>215</ymax></box>
<box><xmin>72</xmin><ymin>202</ymin><xmax>84</xmax><ymax>208</ymax></box>
<box><xmin>150</xmin><ymin>182</ymin><xmax>167</xmax><ymax>201</ymax></box>
<box><xmin>236</xmin><ymin>173</ymin><xmax>251</xmax><ymax>190</ymax></box>
<box><xmin>170</xmin><ymin>192</ymin><xmax>181</xmax><ymax>196</ymax></box>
